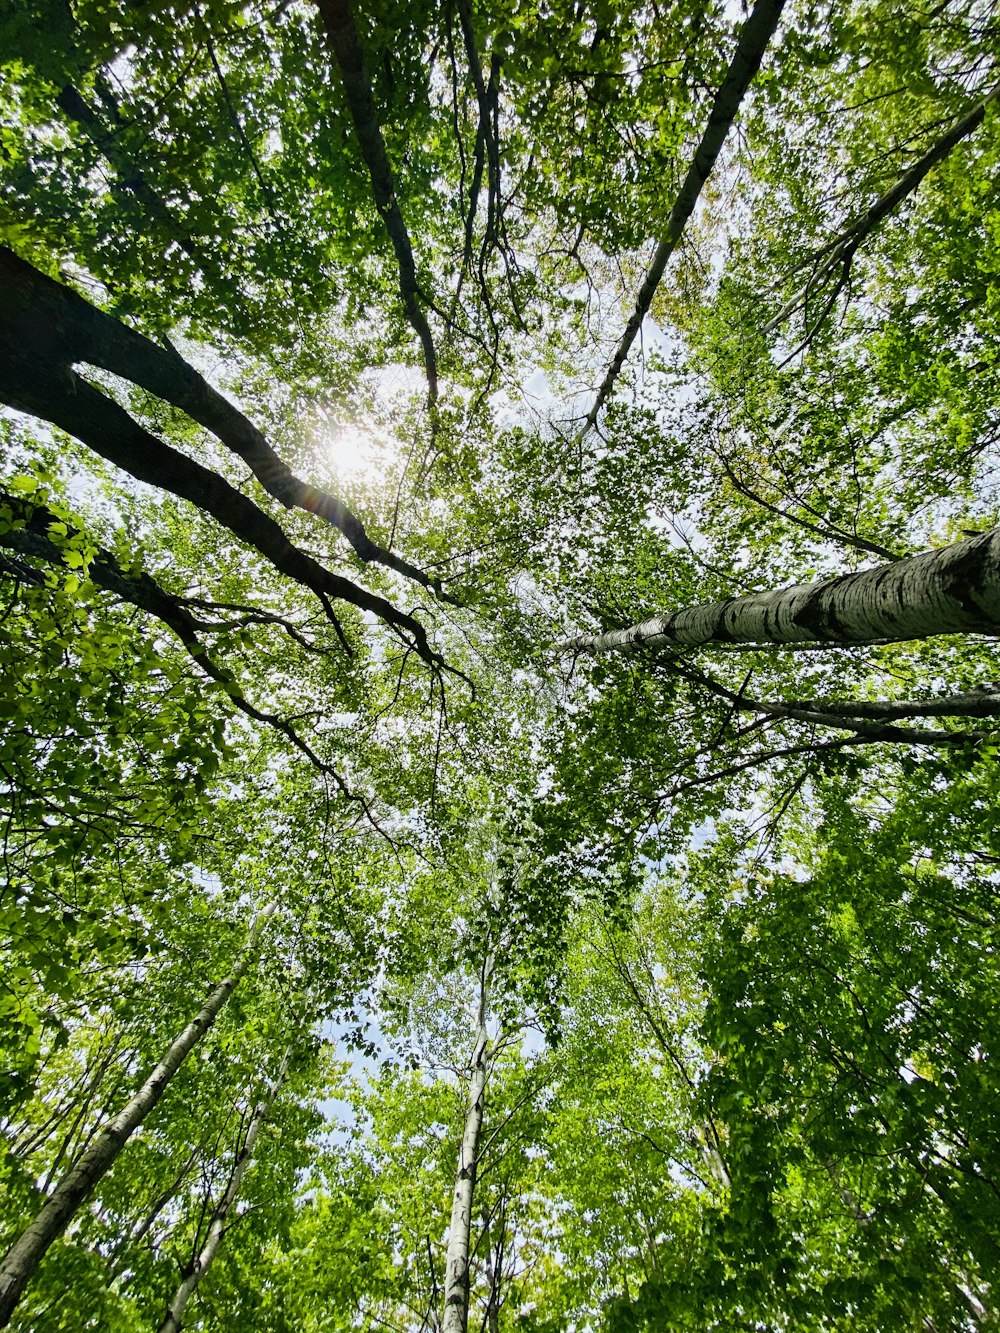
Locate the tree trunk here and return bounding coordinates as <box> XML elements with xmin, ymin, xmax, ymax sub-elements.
<box><xmin>157</xmin><ymin>1046</ymin><xmax>291</xmax><ymax>1333</ymax></box>
<box><xmin>586</xmin><ymin>0</ymin><xmax>786</xmax><ymax>427</ymax></box>
<box><xmin>563</xmin><ymin>528</ymin><xmax>1000</xmax><ymax>654</ymax></box>
<box><xmin>480</xmin><ymin>1204</ymin><xmax>501</xmax><ymax>1333</ymax></box>
<box><xmin>313</xmin><ymin>0</ymin><xmax>438</xmax><ymax>400</ymax></box>
<box><xmin>441</xmin><ymin>1020</ymin><xmax>489</xmax><ymax>1333</ymax></box>
<box><xmin>0</xmin><ymin>905</ymin><xmax>274</xmax><ymax>1329</ymax></box>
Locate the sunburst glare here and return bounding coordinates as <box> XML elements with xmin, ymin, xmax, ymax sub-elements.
<box><xmin>324</xmin><ymin>423</ymin><xmax>375</xmax><ymax>479</ymax></box>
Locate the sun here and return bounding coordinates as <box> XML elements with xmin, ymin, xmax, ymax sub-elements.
<box><xmin>323</xmin><ymin>423</ymin><xmax>377</xmax><ymax>479</ymax></box>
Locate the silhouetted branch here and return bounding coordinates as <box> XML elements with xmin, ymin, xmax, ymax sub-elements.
<box><xmin>586</xmin><ymin>0</ymin><xmax>786</xmax><ymax>428</ymax></box>
<box><xmin>314</xmin><ymin>0</ymin><xmax>439</xmax><ymax>402</ymax></box>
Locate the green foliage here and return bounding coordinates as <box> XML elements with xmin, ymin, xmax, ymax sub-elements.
<box><xmin>3</xmin><ymin>0</ymin><xmax>1000</xmax><ymax>1328</ymax></box>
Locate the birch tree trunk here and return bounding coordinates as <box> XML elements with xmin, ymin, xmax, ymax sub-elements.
<box><xmin>441</xmin><ymin>1010</ymin><xmax>490</xmax><ymax>1333</ymax></box>
<box><xmin>0</xmin><ymin>904</ymin><xmax>275</xmax><ymax>1329</ymax></box>
<box><xmin>157</xmin><ymin>1045</ymin><xmax>292</xmax><ymax>1333</ymax></box>
<box><xmin>563</xmin><ymin>529</ymin><xmax>1000</xmax><ymax>654</ymax></box>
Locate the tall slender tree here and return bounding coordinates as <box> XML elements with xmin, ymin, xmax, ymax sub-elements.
<box><xmin>0</xmin><ymin>903</ymin><xmax>275</xmax><ymax>1328</ymax></box>
<box><xmin>157</xmin><ymin>1045</ymin><xmax>293</xmax><ymax>1333</ymax></box>
<box><xmin>441</xmin><ymin>962</ymin><xmax>491</xmax><ymax>1333</ymax></box>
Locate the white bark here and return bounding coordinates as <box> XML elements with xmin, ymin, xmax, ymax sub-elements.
<box><xmin>441</xmin><ymin>1009</ymin><xmax>490</xmax><ymax>1333</ymax></box>
<box><xmin>563</xmin><ymin>529</ymin><xmax>1000</xmax><ymax>654</ymax></box>
<box><xmin>157</xmin><ymin>1045</ymin><xmax>291</xmax><ymax>1333</ymax></box>
<box><xmin>0</xmin><ymin>903</ymin><xmax>275</xmax><ymax>1329</ymax></box>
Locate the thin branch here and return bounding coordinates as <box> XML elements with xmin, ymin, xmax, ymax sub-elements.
<box><xmin>715</xmin><ymin>447</ymin><xmax>903</xmax><ymax>562</ymax></box>
<box><xmin>0</xmin><ymin>502</ymin><xmax>401</xmax><ymax>832</ymax></box>
<box><xmin>765</xmin><ymin>84</ymin><xmax>1000</xmax><ymax>337</ymax></box>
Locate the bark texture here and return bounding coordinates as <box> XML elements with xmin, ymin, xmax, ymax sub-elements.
<box><xmin>563</xmin><ymin>529</ymin><xmax>1000</xmax><ymax>653</ymax></box>
<box><xmin>0</xmin><ymin>906</ymin><xmax>274</xmax><ymax>1329</ymax></box>
<box><xmin>441</xmin><ymin>1023</ymin><xmax>489</xmax><ymax>1333</ymax></box>
<box><xmin>157</xmin><ymin>1047</ymin><xmax>291</xmax><ymax>1333</ymax></box>
<box><xmin>586</xmin><ymin>0</ymin><xmax>786</xmax><ymax>427</ymax></box>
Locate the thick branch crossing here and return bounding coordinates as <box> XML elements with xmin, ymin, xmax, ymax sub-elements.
<box><xmin>0</xmin><ymin>248</ymin><xmax>444</xmax><ymax>596</ymax></box>
<box><xmin>0</xmin><ymin>315</ymin><xmax>440</xmax><ymax>667</ymax></box>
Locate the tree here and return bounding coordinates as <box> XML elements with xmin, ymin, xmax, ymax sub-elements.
<box><xmin>0</xmin><ymin>902</ymin><xmax>274</xmax><ymax>1327</ymax></box>
<box><xmin>683</xmin><ymin>769</ymin><xmax>1000</xmax><ymax>1328</ymax></box>
<box><xmin>3</xmin><ymin>0</ymin><xmax>1000</xmax><ymax>1326</ymax></box>
<box><xmin>440</xmin><ymin>959</ymin><xmax>491</xmax><ymax>1333</ymax></box>
<box><xmin>374</xmin><ymin>814</ymin><xmax>553</xmax><ymax>1333</ymax></box>
<box><xmin>157</xmin><ymin>1044</ymin><xmax>293</xmax><ymax>1333</ymax></box>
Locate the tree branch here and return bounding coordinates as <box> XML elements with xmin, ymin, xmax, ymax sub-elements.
<box><xmin>0</xmin><ymin>248</ymin><xmax>451</xmax><ymax>598</ymax></box>
<box><xmin>765</xmin><ymin>84</ymin><xmax>1000</xmax><ymax>338</ymax></box>
<box><xmin>0</xmin><ymin>499</ymin><xmax>400</xmax><ymax>825</ymax></box>
<box><xmin>715</xmin><ymin>447</ymin><xmax>903</xmax><ymax>562</ymax></box>
<box><xmin>0</xmin><ymin>355</ymin><xmax>441</xmax><ymax>672</ymax></box>
<box><xmin>672</xmin><ymin>659</ymin><xmax>996</xmax><ymax>748</ymax></box>
<box><xmin>314</xmin><ymin>0</ymin><xmax>439</xmax><ymax>402</ymax></box>
<box><xmin>586</xmin><ymin>0</ymin><xmax>786</xmax><ymax>428</ymax></box>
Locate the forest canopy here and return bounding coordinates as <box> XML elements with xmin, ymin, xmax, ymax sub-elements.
<box><xmin>1</xmin><ymin>0</ymin><xmax>999</xmax><ymax>1328</ymax></box>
